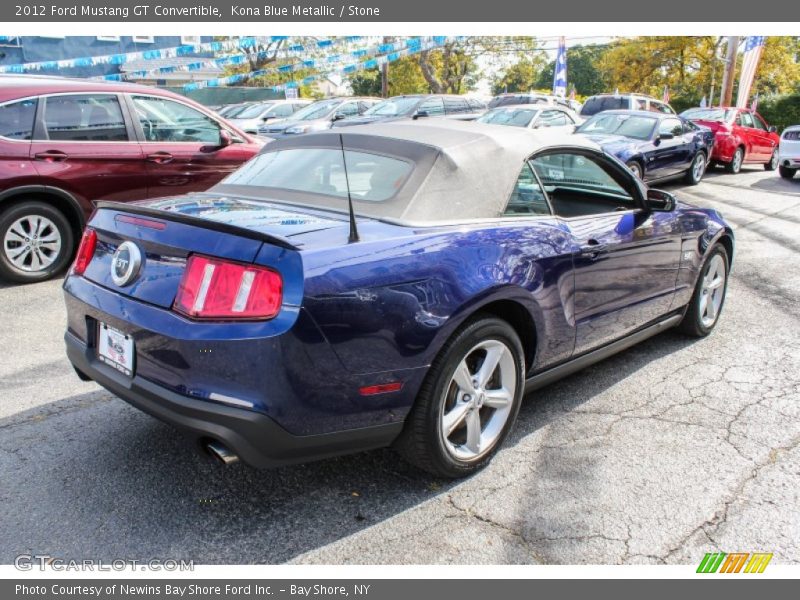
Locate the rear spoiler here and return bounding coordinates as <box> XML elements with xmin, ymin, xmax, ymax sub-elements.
<box><xmin>93</xmin><ymin>201</ymin><xmax>299</xmax><ymax>251</ymax></box>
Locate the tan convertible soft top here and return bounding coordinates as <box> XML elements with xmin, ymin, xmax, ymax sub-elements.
<box><xmin>217</xmin><ymin>118</ymin><xmax>602</xmax><ymax>224</ymax></box>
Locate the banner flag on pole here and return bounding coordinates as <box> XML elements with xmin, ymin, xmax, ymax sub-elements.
<box><xmin>700</xmin><ymin>95</ymin><xmax>707</xmax><ymax>108</ymax></box>
<box><xmin>736</xmin><ymin>36</ymin><xmax>766</xmax><ymax>108</ymax></box>
<box><xmin>552</xmin><ymin>36</ymin><xmax>567</xmax><ymax>98</ymax></box>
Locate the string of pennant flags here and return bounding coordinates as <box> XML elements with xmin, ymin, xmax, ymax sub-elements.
<box><xmin>98</xmin><ymin>36</ymin><xmax>398</xmax><ymax>84</ymax></box>
<box><xmin>0</xmin><ymin>36</ymin><xmax>366</xmax><ymax>75</ymax></box>
<box><xmin>182</xmin><ymin>37</ymin><xmax>454</xmax><ymax>92</ymax></box>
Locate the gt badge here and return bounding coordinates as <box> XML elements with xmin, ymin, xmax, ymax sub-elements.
<box><xmin>111</xmin><ymin>241</ymin><xmax>143</xmax><ymax>286</ymax></box>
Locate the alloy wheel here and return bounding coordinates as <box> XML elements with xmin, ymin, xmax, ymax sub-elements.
<box><xmin>439</xmin><ymin>339</ymin><xmax>517</xmax><ymax>462</ymax></box>
<box><xmin>699</xmin><ymin>254</ymin><xmax>726</xmax><ymax>328</ymax></box>
<box><xmin>3</xmin><ymin>215</ymin><xmax>62</xmax><ymax>272</ymax></box>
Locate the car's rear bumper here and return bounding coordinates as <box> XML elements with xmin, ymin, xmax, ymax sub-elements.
<box><xmin>65</xmin><ymin>332</ymin><xmax>403</xmax><ymax>468</ymax></box>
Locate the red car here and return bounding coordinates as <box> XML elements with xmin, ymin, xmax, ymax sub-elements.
<box><xmin>682</xmin><ymin>106</ymin><xmax>780</xmax><ymax>174</ymax></box>
<box><xmin>0</xmin><ymin>75</ymin><xmax>263</xmax><ymax>283</ymax></box>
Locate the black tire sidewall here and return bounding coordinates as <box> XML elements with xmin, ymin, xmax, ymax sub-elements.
<box><xmin>0</xmin><ymin>202</ymin><xmax>74</xmax><ymax>283</ymax></box>
<box><xmin>779</xmin><ymin>165</ymin><xmax>796</xmax><ymax>179</ymax></box>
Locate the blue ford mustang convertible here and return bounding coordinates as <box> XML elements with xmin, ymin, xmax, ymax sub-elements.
<box><xmin>63</xmin><ymin>120</ymin><xmax>733</xmax><ymax>478</ymax></box>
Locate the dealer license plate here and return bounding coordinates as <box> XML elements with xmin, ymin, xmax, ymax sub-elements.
<box><xmin>97</xmin><ymin>322</ymin><xmax>135</xmax><ymax>377</ymax></box>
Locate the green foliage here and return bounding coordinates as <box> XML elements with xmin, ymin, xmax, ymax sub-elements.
<box><xmin>534</xmin><ymin>45</ymin><xmax>610</xmax><ymax>96</ymax></box>
<box><xmin>349</xmin><ymin>69</ymin><xmax>382</xmax><ymax>96</ymax></box>
<box><xmin>491</xmin><ymin>56</ymin><xmax>548</xmax><ymax>95</ymax></box>
<box><xmin>757</xmin><ymin>94</ymin><xmax>800</xmax><ymax>133</ymax></box>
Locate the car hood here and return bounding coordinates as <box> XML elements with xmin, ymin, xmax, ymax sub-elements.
<box><xmin>577</xmin><ymin>133</ymin><xmax>641</xmax><ymax>151</ymax></box>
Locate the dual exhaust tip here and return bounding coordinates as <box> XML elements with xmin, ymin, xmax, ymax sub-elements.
<box><xmin>205</xmin><ymin>440</ymin><xmax>240</xmax><ymax>465</ymax></box>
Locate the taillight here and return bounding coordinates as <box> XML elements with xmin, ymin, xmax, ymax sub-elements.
<box><xmin>173</xmin><ymin>255</ymin><xmax>282</xmax><ymax>320</ymax></box>
<box><xmin>72</xmin><ymin>228</ymin><xmax>97</xmax><ymax>275</ymax></box>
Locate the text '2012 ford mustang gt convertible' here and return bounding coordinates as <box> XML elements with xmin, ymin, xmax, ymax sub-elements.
<box><xmin>63</xmin><ymin>120</ymin><xmax>733</xmax><ymax>478</ymax></box>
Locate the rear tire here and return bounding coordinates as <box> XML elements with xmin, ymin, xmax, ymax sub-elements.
<box><xmin>626</xmin><ymin>160</ymin><xmax>643</xmax><ymax>180</ymax></box>
<box><xmin>684</xmin><ymin>152</ymin><xmax>706</xmax><ymax>185</ymax></box>
<box><xmin>779</xmin><ymin>165</ymin><xmax>796</xmax><ymax>179</ymax></box>
<box><xmin>394</xmin><ymin>316</ymin><xmax>525</xmax><ymax>478</ymax></box>
<box><xmin>765</xmin><ymin>149</ymin><xmax>779</xmax><ymax>171</ymax></box>
<box><xmin>725</xmin><ymin>148</ymin><xmax>744</xmax><ymax>174</ymax></box>
<box><xmin>678</xmin><ymin>244</ymin><xmax>729</xmax><ymax>338</ymax></box>
<box><xmin>0</xmin><ymin>201</ymin><xmax>74</xmax><ymax>284</ymax></box>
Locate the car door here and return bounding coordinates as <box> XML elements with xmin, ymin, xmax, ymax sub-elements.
<box><xmin>29</xmin><ymin>93</ymin><xmax>149</xmax><ymax>204</ymax></box>
<box><xmin>735</xmin><ymin>111</ymin><xmax>760</xmax><ymax>161</ymax></box>
<box><xmin>648</xmin><ymin>117</ymin><xmax>690</xmax><ymax>178</ymax></box>
<box><xmin>748</xmin><ymin>111</ymin><xmax>777</xmax><ymax>160</ymax></box>
<box><xmin>530</xmin><ymin>150</ymin><xmax>682</xmax><ymax>355</ymax></box>
<box><xmin>128</xmin><ymin>94</ymin><xmax>250</xmax><ymax>199</ymax></box>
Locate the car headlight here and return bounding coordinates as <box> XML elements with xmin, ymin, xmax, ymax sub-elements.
<box><xmin>286</xmin><ymin>125</ymin><xmax>310</xmax><ymax>134</ymax></box>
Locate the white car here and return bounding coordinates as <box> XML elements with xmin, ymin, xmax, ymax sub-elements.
<box><xmin>476</xmin><ymin>104</ymin><xmax>582</xmax><ymax>131</ymax></box>
<box><xmin>778</xmin><ymin>125</ymin><xmax>800</xmax><ymax>179</ymax></box>
<box><xmin>228</xmin><ymin>99</ymin><xmax>312</xmax><ymax>134</ymax></box>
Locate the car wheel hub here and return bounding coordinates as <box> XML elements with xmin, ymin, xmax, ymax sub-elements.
<box><xmin>440</xmin><ymin>339</ymin><xmax>516</xmax><ymax>462</ymax></box>
<box><xmin>3</xmin><ymin>215</ymin><xmax>61</xmax><ymax>272</ymax></box>
<box><xmin>693</xmin><ymin>155</ymin><xmax>705</xmax><ymax>180</ymax></box>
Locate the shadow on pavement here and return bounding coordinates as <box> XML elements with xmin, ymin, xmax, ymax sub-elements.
<box><xmin>0</xmin><ymin>329</ymin><xmax>695</xmax><ymax>565</ymax></box>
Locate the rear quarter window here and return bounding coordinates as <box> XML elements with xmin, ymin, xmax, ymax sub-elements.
<box><xmin>0</xmin><ymin>98</ymin><xmax>38</xmax><ymax>140</ymax></box>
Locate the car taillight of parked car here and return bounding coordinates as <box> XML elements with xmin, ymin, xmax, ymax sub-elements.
<box><xmin>173</xmin><ymin>255</ymin><xmax>283</xmax><ymax>320</ymax></box>
<box><xmin>72</xmin><ymin>228</ymin><xmax>97</xmax><ymax>275</ymax></box>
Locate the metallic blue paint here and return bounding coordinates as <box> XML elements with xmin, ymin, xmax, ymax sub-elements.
<box><xmin>63</xmin><ymin>183</ymin><xmax>733</xmax><ymax>463</ymax></box>
<box><xmin>576</xmin><ymin>110</ymin><xmax>715</xmax><ymax>182</ymax></box>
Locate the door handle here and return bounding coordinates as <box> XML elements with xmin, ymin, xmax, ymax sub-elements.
<box><xmin>580</xmin><ymin>239</ymin><xmax>608</xmax><ymax>258</ymax></box>
<box><xmin>34</xmin><ymin>150</ymin><xmax>68</xmax><ymax>162</ymax></box>
<box><xmin>146</xmin><ymin>152</ymin><xmax>174</xmax><ymax>164</ymax></box>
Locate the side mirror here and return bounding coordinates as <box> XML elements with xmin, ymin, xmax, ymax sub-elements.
<box><xmin>768</xmin><ymin>125</ymin><xmax>777</xmax><ymax>133</ymax></box>
<box><xmin>658</xmin><ymin>132</ymin><xmax>675</xmax><ymax>140</ymax></box>
<box><xmin>412</xmin><ymin>110</ymin><xmax>429</xmax><ymax>120</ymax></box>
<box><xmin>645</xmin><ymin>188</ymin><xmax>676</xmax><ymax>212</ymax></box>
<box><xmin>218</xmin><ymin>130</ymin><xmax>233</xmax><ymax>148</ymax></box>
<box><xmin>331</xmin><ymin>113</ymin><xmax>345</xmax><ymax>122</ymax></box>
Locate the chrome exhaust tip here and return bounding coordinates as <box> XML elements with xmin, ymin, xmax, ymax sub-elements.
<box><xmin>205</xmin><ymin>440</ymin><xmax>240</xmax><ymax>465</ymax></box>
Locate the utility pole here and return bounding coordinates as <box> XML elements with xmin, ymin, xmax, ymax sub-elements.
<box><xmin>720</xmin><ymin>36</ymin><xmax>739</xmax><ymax>107</ymax></box>
<box><xmin>380</xmin><ymin>36</ymin><xmax>392</xmax><ymax>98</ymax></box>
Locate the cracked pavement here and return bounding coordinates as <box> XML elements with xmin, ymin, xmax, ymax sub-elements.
<box><xmin>0</xmin><ymin>167</ymin><xmax>798</xmax><ymax>565</ymax></box>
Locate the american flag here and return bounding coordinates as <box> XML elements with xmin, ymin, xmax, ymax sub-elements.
<box><xmin>662</xmin><ymin>85</ymin><xmax>670</xmax><ymax>103</ymax></box>
<box><xmin>736</xmin><ymin>36</ymin><xmax>766</xmax><ymax>108</ymax></box>
<box><xmin>552</xmin><ymin>37</ymin><xmax>567</xmax><ymax>98</ymax></box>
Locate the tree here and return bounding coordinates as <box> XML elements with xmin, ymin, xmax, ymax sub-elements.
<box><xmin>491</xmin><ymin>56</ymin><xmax>548</xmax><ymax>94</ymax></box>
<box><xmin>748</xmin><ymin>36</ymin><xmax>800</xmax><ymax>97</ymax></box>
<box><xmin>534</xmin><ymin>44</ymin><xmax>611</xmax><ymax>96</ymax></box>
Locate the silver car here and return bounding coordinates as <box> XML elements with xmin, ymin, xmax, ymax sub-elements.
<box><xmin>476</xmin><ymin>104</ymin><xmax>582</xmax><ymax>131</ymax></box>
<box><xmin>258</xmin><ymin>97</ymin><xmax>381</xmax><ymax>138</ymax></box>
<box><xmin>229</xmin><ymin>99</ymin><xmax>312</xmax><ymax>134</ymax></box>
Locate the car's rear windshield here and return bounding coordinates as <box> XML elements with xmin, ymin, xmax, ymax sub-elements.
<box><xmin>580</xmin><ymin>96</ymin><xmax>628</xmax><ymax>116</ymax></box>
<box><xmin>682</xmin><ymin>108</ymin><xmax>736</xmax><ymax>122</ymax></box>
<box><xmin>477</xmin><ymin>108</ymin><xmax>538</xmax><ymax>127</ymax></box>
<box><xmin>223</xmin><ymin>148</ymin><xmax>413</xmax><ymax>202</ymax></box>
<box><xmin>576</xmin><ymin>113</ymin><xmax>657</xmax><ymax>140</ymax></box>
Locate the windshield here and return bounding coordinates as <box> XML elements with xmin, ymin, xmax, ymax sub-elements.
<box><xmin>222</xmin><ymin>104</ymin><xmax>249</xmax><ymax>117</ymax></box>
<box><xmin>477</xmin><ymin>108</ymin><xmax>538</xmax><ymax>127</ymax></box>
<box><xmin>682</xmin><ymin>108</ymin><xmax>735</xmax><ymax>122</ymax></box>
<box><xmin>290</xmin><ymin>99</ymin><xmax>341</xmax><ymax>121</ymax></box>
<box><xmin>577</xmin><ymin>113</ymin><xmax>657</xmax><ymax>140</ymax></box>
<box><xmin>364</xmin><ymin>97</ymin><xmax>420</xmax><ymax>117</ymax></box>
<box><xmin>235</xmin><ymin>103</ymin><xmax>276</xmax><ymax>119</ymax></box>
<box><xmin>223</xmin><ymin>148</ymin><xmax>413</xmax><ymax>202</ymax></box>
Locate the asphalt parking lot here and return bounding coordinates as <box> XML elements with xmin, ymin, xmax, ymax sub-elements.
<box><xmin>1</xmin><ymin>167</ymin><xmax>798</xmax><ymax>565</ymax></box>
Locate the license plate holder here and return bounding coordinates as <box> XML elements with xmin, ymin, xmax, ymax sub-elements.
<box><xmin>97</xmin><ymin>322</ymin><xmax>135</xmax><ymax>377</ymax></box>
